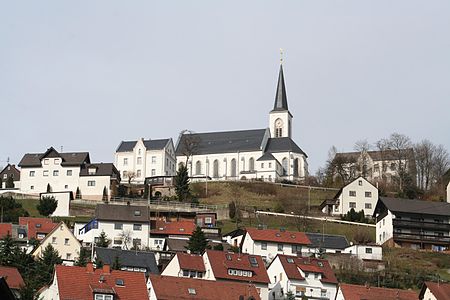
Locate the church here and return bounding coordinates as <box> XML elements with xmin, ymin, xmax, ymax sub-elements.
<box><xmin>175</xmin><ymin>63</ymin><xmax>308</xmax><ymax>182</ymax></box>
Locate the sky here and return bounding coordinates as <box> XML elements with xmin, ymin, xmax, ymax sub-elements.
<box><xmin>1</xmin><ymin>1</ymin><xmax>449</xmax><ymax>174</ymax></box>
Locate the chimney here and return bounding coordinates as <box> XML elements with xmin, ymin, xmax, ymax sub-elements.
<box><xmin>103</xmin><ymin>264</ymin><xmax>111</xmax><ymax>274</ymax></box>
<box><xmin>86</xmin><ymin>262</ymin><xmax>94</xmax><ymax>273</ymax></box>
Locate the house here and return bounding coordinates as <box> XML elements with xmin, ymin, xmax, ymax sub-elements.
<box><xmin>18</xmin><ymin>147</ymin><xmax>120</xmax><ymax>201</ymax></box>
<box><xmin>419</xmin><ymin>281</ymin><xmax>450</xmax><ymax>300</ymax></box>
<box><xmin>305</xmin><ymin>232</ymin><xmax>350</xmax><ymax>254</ymax></box>
<box><xmin>0</xmin><ymin>164</ymin><xmax>20</xmax><ymax>189</ymax></box>
<box><xmin>0</xmin><ymin>277</ymin><xmax>17</xmax><ymax>300</ymax></box>
<box><xmin>149</xmin><ymin>220</ymin><xmax>196</xmax><ymax>251</ymax></box>
<box><xmin>241</xmin><ymin>228</ymin><xmax>311</xmax><ymax>261</ymax></box>
<box><xmin>267</xmin><ymin>254</ymin><xmax>338</xmax><ymax>300</ymax></box>
<box><xmin>162</xmin><ymin>252</ymin><xmax>206</xmax><ymax>279</ymax></box>
<box><xmin>203</xmin><ymin>250</ymin><xmax>270</xmax><ymax>300</ymax></box>
<box><xmin>115</xmin><ymin>138</ymin><xmax>176</xmax><ymax>184</ymax></box>
<box><xmin>336</xmin><ymin>283</ymin><xmax>417</xmax><ymax>300</ymax></box>
<box><xmin>32</xmin><ymin>221</ymin><xmax>81</xmax><ymax>265</ymax></box>
<box><xmin>75</xmin><ymin>203</ymin><xmax>151</xmax><ymax>250</ymax></box>
<box><xmin>95</xmin><ymin>247</ymin><xmax>159</xmax><ymax>276</ymax></box>
<box><xmin>0</xmin><ymin>266</ymin><xmax>25</xmax><ymax>298</ymax></box>
<box><xmin>333</xmin><ymin>148</ymin><xmax>415</xmax><ymax>185</ymax></box>
<box><xmin>320</xmin><ymin>176</ymin><xmax>378</xmax><ymax>217</ymax></box>
<box><xmin>39</xmin><ymin>263</ymin><xmax>148</xmax><ymax>300</ymax></box>
<box><xmin>40</xmin><ymin>191</ymin><xmax>72</xmax><ymax>217</ymax></box>
<box><xmin>223</xmin><ymin>228</ymin><xmax>246</xmax><ymax>248</ymax></box>
<box><xmin>175</xmin><ymin>63</ymin><xmax>308</xmax><ymax>183</ymax></box>
<box><xmin>19</xmin><ymin>217</ymin><xmax>58</xmax><ymax>240</ymax></box>
<box><xmin>147</xmin><ymin>275</ymin><xmax>261</xmax><ymax>300</ymax></box>
<box><xmin>374</xmin><ymin>197</ymin><xmax>450</xmax><ymax>251</ymax></box>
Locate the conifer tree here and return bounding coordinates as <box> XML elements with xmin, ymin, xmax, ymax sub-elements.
<box><xmin>75</xmin><ymin>247</ymin><xmax>90</xmax><ymax>267</ymax></box>
<box><xmin>112</xmin><ymin>256</ymin><xmax>121</xmax><ymax>270</ymax></box>
<box><xmin>175</xmin><ymin>164</ymin><xmax>190</xmax><ymax>201</ymax></box>
<box><xmin>37</xmin><ymin>196</ymin><xmax>58</xmax><ymax>217</ymax></box>
<box><xmin>5</xmin><ymin>176</ymin><xmax>14</xmax><ymax>188</ymax></box>
<box><xmin>186</xmin><ymin>226</ymin><xmax>208</xmax><ymax>254</ymax></box>
<box><xmin>36</xmin><ymin>244</ymin><xmax>62</xmax><ymax>286</ymax></box>
<box><xmin>96</xmin><ymin>231</ymin><xmax>110</xmax><ymax>248</ymax></box>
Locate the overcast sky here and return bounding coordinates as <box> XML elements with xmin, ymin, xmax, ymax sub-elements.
<box><xmin>1</xmin><ymin>1</ymin><xmax>449</xmax><ymax>173</ymax></box>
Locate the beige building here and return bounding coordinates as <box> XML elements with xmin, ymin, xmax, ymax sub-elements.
<box><xmin>32</xmin><ymin>221</ymin><xmax>81</xmax><ymax>265</ymax></box>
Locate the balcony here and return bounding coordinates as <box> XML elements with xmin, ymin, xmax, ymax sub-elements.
<box><xmin>393</xmin><ymin>232</ymin><xmax>450</xmax><ymax>245</ymax></box>
<box><xmin>393</xmin><ymin>219</ymin><xmax>450</xmax><ymax>231</ymax></box>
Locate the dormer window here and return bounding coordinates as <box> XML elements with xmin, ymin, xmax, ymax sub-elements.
<box><xmin>88</xmin><ymin>168</ymin><xmax>97</xmax><ymax>175</ymax></box>
<box><xmin>94</xmin><ymin>295</ymin><xmax>113</xmax><ymax>300</ymax></box>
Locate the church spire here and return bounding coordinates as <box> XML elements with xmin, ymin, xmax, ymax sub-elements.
<box><xmin>273</xmin><ymin>63</ymin><xmax>288</xmax><ymax>111</ymax></box>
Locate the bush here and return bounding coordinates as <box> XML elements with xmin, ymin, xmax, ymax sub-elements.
<box><xmin>37</xmin><ymin>196</ymin><xmax>58</xmax><ymax>217</ymax></box>
<box><xmin>0</xmin><ymin>196</ymin><xmax>29</xmax><ymax>222</ymax></box>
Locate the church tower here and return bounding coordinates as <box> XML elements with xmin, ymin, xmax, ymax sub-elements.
<box><xmin>269</xmin><ymin>63</ymin><xmax>293</xmax><ymax>138</ymax></box>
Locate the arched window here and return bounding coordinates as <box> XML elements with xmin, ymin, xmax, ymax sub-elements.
<box><xmin>195</xmin><ymin>161</ymin><xmax>202</xmax><ymax>175</ymax></box>
<box><xmin>282</xmin><ymin>158</ymin><xmax>288</xmax><ymax>176</ymax></box>
<box><xmin>178</xmin><ymin>162</ymin><xmax>184</xmax><ymax>170</ymax></box>
<box><xmin>231</xmin><ymin>159</ymin><xmax>237</xmax><ymax>178</ymax></box>
<box><xmin>213</xmin><ymin>160</ymin><xmax>219</xmax><ymax>178</ymax></box>
<box><xmin>249</xmin><ymin>157</ymin><xmax>255</xmax><ymax>171</ymax></box>
<box><xmin>293</xmin><ymin>158</ymin><xmax>299</xmax><ymax>176</ymax></box>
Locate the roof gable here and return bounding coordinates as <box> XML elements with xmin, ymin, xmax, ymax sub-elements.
<box><xmin>32</xmin><ymin>222</ymin><xmax>81</xmax><ymax>255</ymax></box>
<box><xmin>340</xmin><ymin>283</ymin><xmax>417</xmax><ymax>300</ymax></box>
<box><xmin>116</xmin><ymin>139</ymin><xmax>171</xmax><ymax>152</ymax></box>
<box><xmin>95</xmin><ymin>204</ymin><xmax>149</xmax><ymax>223</ymax></box>
<box><xmin>378</xmin><ymin>197</ymin><xmax>450</xmax><ymax>217</ymax></box>
<box><xmin>246</xmin><ymin>228</ymin><xmax>311</xmax><ymax>245</ymax></box>
<box><xmin>265</xmin><ymin>137</ymin><xmax>307</xmax><ymax>157</ymax></box>
<box><xmin>277</xmin><ymin>255</ymin><xmax>338</xmax><ymax>284</ymax></box>
<box><xmin>0</xmin><ymin>266</ymin><xmax>24</xmax><ymax>289</ymax></box>
<box><xmin>177</xmin><ymin>253</ymin><xmax>206</xmax><ymax>272</ymax></box>
<box><xmin>95</xmin><ymin>247</ymin><xmax>159</xmax><ymax>275</ymax></box>
<box><xmin>420</xmin><ymin>281</ymin><xmax>450</xmax><ymax>300</ymax></box>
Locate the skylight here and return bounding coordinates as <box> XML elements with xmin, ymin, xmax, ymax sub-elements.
<box><xmin>249</xmin><ymin>257</ymin><xmax>258</xmax><ymax>267</ymax></box>
<box><xmin>287</xmin><ymin>258</ymin><xmax>294</xmax><ymax>264</ymax></box>
<box><xmin>226</xmin><ymin>254</ymin><xmax>232</xmax><ymax>261</ymax></box>
<box><xmin>134</xmin><ymin>210</ymin><xmax>141</xmax><ymax>216</ymax></box>
<box><xmin>188</xmin><ymin>288</ymin><xmax>196</xmax><ymax>295</ymax></box>
<box><xmin>116</xmin><ymin>279</ymin><xmax>124</xmax><ymax>286</ymax></box>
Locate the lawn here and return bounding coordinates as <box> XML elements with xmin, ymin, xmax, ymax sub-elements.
<box><xmin>16</xmin><ymin>198</ymin><xmax>43</xmax><ymax>217</ymax></box>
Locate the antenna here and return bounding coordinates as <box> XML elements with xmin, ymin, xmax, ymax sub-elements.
<box><xmin>60</xmin><ymin>146</ymin><xmax>64</xmax><ymax>152</ymax></box>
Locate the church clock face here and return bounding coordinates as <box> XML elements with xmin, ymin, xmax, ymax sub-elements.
<box><xmin>275</xmin><ymin>119</ymin><xmax>283</xmax><ymax>127</ymax></box>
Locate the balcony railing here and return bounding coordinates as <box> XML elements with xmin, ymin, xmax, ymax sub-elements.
<box><xmin>393</xmin><ymin>232</ymin><xmax>450</xmax><ymax>244</ymax></box>
<box><xmin>393</xmin><ymin>219</ymin><xmax>450</xmax><ymax>231</ymax></box>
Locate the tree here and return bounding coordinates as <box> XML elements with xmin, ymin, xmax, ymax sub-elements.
<box><xmin>126</xmin><ymin>171</ymin><xmax>136</xmax><ymax>185</ymax></box>
<box><xmin>37</xmin><ymin>196</ymin><xmax>58</xmax><ymax>217</ymax></box>
<box><xmin>112</xmin><ymin>256</ymin><xmax>121</xmax><ymax>270</ymax></box>
<box><xmin>354</xmin><ymin>139</ymin><xmax>371</xmax><ymax>178</ymax></box>
<box><xmin>175</xmin><ymin>164</ymin><xmax>190</xmax><ymax>201</ymax></box>
<box><xmin>388</xmin><ymin>133</ymin><xmax>413</xmax><ymax>191</ymax></box>
<box><xmin>186</xmin><ymin>226</ymin><xmax>208</xmax><ymax>254</ymax></box>
<box><xmin>5</xmin><ymin>176</ymin><xmax>14</xmax><ymax>188</ymax></box>
<box><xmin>178</xmin><ymin>130</ymin><xmax>200</xmax><ymax>165</ymax></box>
<box><xmin>46</xmin><ymin>183</ymin><xmax>52</xmax><ymax>193</ymax></box>
<box><xmin>120</xmin><ymin>230</ymin><xmax>133</xmax><ymax>250</ymax></box>
<box><xmin>228</xmin><ymin>201</ymin><xmax>236</xmax><ymax>219</ymax></box>
<box><xmin>75</xmin><ymin>187</ymin><xmax>82</xmax><ymax>199</ymax></box>
<box><xmin>94</xmin><ymin>256</ymin><xmax>104</xmax><ymax>268</ymax></box>
<box><xmin>102</xmin><ymin>187</ymin><xmax>108</xmax><ymax>202</ymax></box>
<box><xmin>96</xmin><ymin>231</ymin><xmax>110</xmax><ymax>248</ymax></box>
<box><xmin>285</xmin><ymin>290</ymin><xmax>296</xmax><ymax>300</ymax></box>
<box><xmin>0</xmin><ymin>196</ymin><xmax>29</xmax><ymax>222</ymax></box>
<box><xmin>36</xmin><ymin>244</ymin><xmax>62</xmax><ymax>287</ymax></box>
<box><xmin>75</xmin><ymin>247</ymin><xmax>90</xmax><ymax>267</ymax></box>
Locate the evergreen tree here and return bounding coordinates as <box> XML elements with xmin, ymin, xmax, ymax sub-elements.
<box><xmin>36</xmin><ymin>244</ymin><xmax>62</xmax><ymax>287</ymax></box>
<box><xmin>285</xmin><ymin>291</ymin><xmax>296</xmax><ymax>300</ymax></box>
<box><xmin>112</xmin><ymin>256</ymin><xmax>121</xmax><ymax>270</ymax></box>
<box><xmin>0</xmin><ymin>196</ymin><xmax>29</xmax><ymax>222</ymax></box>
<box><xmin>94</xmin><ymin>256</ymin><xmax>104</xmax><ymax>268</ymax></box>
<box><xmin>175</xmin><ymin>164</ymin><xmax>190</xmax><ymax>201</ymax></box>
<box><xmin>102</xmin><ymin>187</ymin><xmax>108</xmax><ymax>202</ymax></box>
<box><xmin>75</xmin><ymin>247</ymin><xmax>90</xmax><ymax>267</ymax></box>
<box><xmin>75</xmin><ymin>187</ymin><xmax>81</xmax><ymax>199</ymax></box>
<box><xmin>0</xmin><ymin>233</ymin><xmax>19</xmax><ymax>265</ymax></box>
<box><xmin>37</xmin><ymin>196</ymin><xmax>58</xmax><ymax>217</ymax></box>
<box><xmin>228</xmin><ymin>201</ymin><xmax>236</xmax><ymax>219</ymax></box>
<box><xmin>46</xmin><ymin>183</ymin><xmax>52</xmax><ymax>193</ymax></box>
<box><xmin>186</xmin><ymin>226</ymin><xmax>208</xmax><ymax>254</ymax></box>
<box><xmin>96</xmin><ymin>231</ymin><xmax>110</xmax><ymax>248</ymax></box>
<box><xmin>5</xmin><ymin>176</ymin><xmax>14</xmax><ymax>188</ymax></box>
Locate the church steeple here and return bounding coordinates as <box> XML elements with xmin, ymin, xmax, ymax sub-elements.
<box><xmin>272</xmin><ymin>64</ymin><xmax>289</xmax><ymax>111</ymax></box>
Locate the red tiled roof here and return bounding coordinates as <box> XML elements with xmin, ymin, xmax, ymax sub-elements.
<box><xmin>340</xmin><ymin>283</ymin><xmax>418</xmax><ymax>300</ymax></box>
<box><xmin>177</xmin><ymin>253</ymin><xmax>205</xmax><ymax>272</ymax></box>
<box><xmin>0</xmin><ymin>224</ymin><xmax>12</xmax><ymax>238</ymax></box>
<box><xmin>151</xmin><ymin>220</ymin><xmax>196</xmax><ymax>236</ymax></box>
<box><xmin>19</xmin><ymin>217</ymin><xmax>58</xmax><ymax>239</ymax></box>
<box><xmin>278</xmin><ymin>254</ymin><xmax>338</xmax><ymax>284</ymax></box>
<box><xmin>421</xmin><ymin>281</ymin><xmax>450</xmax><ymax>300</ymax></box>
<box><xmin>149</xmin><ymin>275</ymin><xmax>261</xmax><ymax>300</ymax></box>
<box><xmin>246</xmin><ymin>228</ymin><xmax>311</xmax><ymax>245</ymax></box>
<box><xmin>55</xmin><ymin>264</ymin><xmax>148</xmax><ymax>300</ymax></box>
<box><xmin>0</xmin><ymin>266</ymin><xmax>25</xmax><ymax>289</ymax></box>
<box><xmin>205</xmin><ymin>250</ymin><xmax>270</xmax><ymax>284</ymax></box>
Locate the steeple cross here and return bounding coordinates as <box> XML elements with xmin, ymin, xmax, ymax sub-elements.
<box><xmin>280</xmin><ymin>48</ymin><xmax>284</xmax><ymax>64</ymax></box>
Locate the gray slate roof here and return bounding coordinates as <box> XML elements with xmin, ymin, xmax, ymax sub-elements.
<box><xmin>378</xmin><ymin>197</ymin><xmax>450</xmax><ymax>217</ymax></box>
<box><xmin>272</xmin><ymin>64</ymin><xmax>289</xmax><ymax>112</ymax></box>
<box><xmin>265</xmin><ymin>137</ymin><xmax>307</xmax><ymax>157</ymax></box>
<box><xmin>335</xmin><ymin>148</ymin><xmax>414</xmax><ymax>162</ymax></box>
<box><xmin>165</xmin><ymin>238</ymin><xmax>230</xmax><ymax>252</ymax></box>
<box><xmin>95</xmin><ymin>247</ymin><xmax>159</xmax><ymax>275</ymax></box>
<box><xmin>79</xmin><ymin>163</ymin><xmax>120</xmax><ymax>177</ymax></box>
<box><xmin>256</xmin><ymin>152</ymin><xmax>277</xmax><ymax>161</ymax></box>
<box><xmin>116</xmin><ymin>139</ymin><xmax>170</xmax><ymax>152</ymax></box>
<box><xmin>95</xmin><ymin>204</ymin><xmax>150</xmax><ymax>222</ymax></box>
<box><xmin>18</xmin><ymin>147</ymin><xmax>90</xmax><ymax>167</ymax></box>
<box><xmin>175</xmin><ymin>129</ymin><xmax>268</xmax><ymax>156</ymax></box>
<box><xmin>306</xmin><ymin>233</ymin><xmax>350</xmax><ymax>250</ymax></box>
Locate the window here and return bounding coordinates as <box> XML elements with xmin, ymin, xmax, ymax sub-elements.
<box><xmin>133</xmin><ymin>224</ymin><xmax>142</xmax><ymax>231</ymax></box>
<box><xmin>277</xmin><ymin>244</ymin><xmax>283</xmax><ymax>251</ymax></box>
<box><xmin>66</xmin><ymin>253</ymin><xmax>71</xmax><ymax>260</ymax></box>
<box><xmin>134</xmin><ymin>210</ymin><xmax>141</xmax><ymax>216</ymax></box>
<box><xmin>95</xmin><ymin>294</ymin><xmax>113</xmax><ymax>300</ymax></box>
<box><xmin>365</xmin><ymin>203</ymin><xmax>372</xmax><ymax>209</ymax></box>
<box><xmin>123</xmin><ymin>171</ymin><xmax>127</xmax><ymax>178</ymax></box>
<box><xmin>365</xmin><ymin>191</ymin><xmax>372</xmax><ymax>197</ymax></box>
<box><xmin>249</xmin><ymin>257</ymin><xmax>258</xmax><ymax>267</ymax></box>
<box><xmin>67</xmin><ymin>170</ymin><xmax>72</xmax><ymax>176</ymax></box>
<box><xmin>138</xmin><ymin>149</ymin><xmax>141</xmax><ymax>155</ymax></box>
<box><xmin>88</xmin><ymin>180</ymin><xmax>95</xmax><ymax>186</ymax></box>
<box><xmin>53</xmin><ymin>170</ymin><xmax>59</xmax><ymax>176</ymax></box>
<box><xmin>132</xmin><ymin>238</ymin><xmax>141</xmax><ymax>246</ymax></box>
<box><xmin>249</xmin><ymin>158</ymin><xmax>255</xmax><ymax>171</ymax></box>
<box><xmin>137</xmin><ymin>170</ymin><xmax>141</xmax><ymax>177</ymax></box>
<box><xmin>314</xmin><ymin>273</ymin><xmax>319</xmax><ymax>279</ymax></box>
<box><xmin>214</xmin><ymin>159</ymin><xmax>221</xmax><ymax>178</ymax></box>
<box><xmin>321</xmin><ymin>289</ymin><xmax>327</xmax><ymax>297</ymax></box>
<box><xmin>30</xmin><ymin>185</ymin><xmax>34</xmax><ymax>190</ymax></box>
<box><xmin>123</xmin><ymin>158</ymin><xmax>128</xmax><ymax>166</ymax></box>
<box><xmin>195</xmin><ymin>161</ymin><xmax>202</xmax><ymax>175</ymax></box>
<box><xmin>151</xmin><ymin>156</ymin><xmax>156</xmax><ymax>163</ymax></box>
<box><xmin>205</xmin><ymin>217</ymin><xmax>212</xmax><ymax>224</ymax></box>
<box><xmin>358</xmin><ymin>180</ymin><xmax>362</xmax><ymax>186</ymax></box>
<box><xmin>43</xmin><ymin>170</ymin><xmax>49</xmax><ymax>177</ymax></box>
<box><xmin>349</xmin><ymin>202</ymin><xmax>356</xmax><ymax>209</ymax></box>
<box><xmin>88</xmin><ymin>168</ymin><xmax>96</xmax><ymax>175</ymax></box>
<box><xmin>54</xmin><ymin>158</ymin><xmax>60</xmax><ymax>164</ymax></box>
<box><xmin>52</xmin><ymin>237</ymin><xmax>57</xmax><ymax>244</ymax></box>
<box><xmin>114</xmin><ymin>238</ymin><xmax>123</xmax><ymax>245</ymax></box>
<box><xmin>29</xmin><ymin>171</ymin><xmax>35</xmax><ymax>177</ymax></box>
<box><xmin>268</xmin><ymin>162</ymin><xmax>272</xmax><ymax>168</ymax></box>
<box><xmin>390</xmin><ymin>163</ymin><xmax>396</xmax><ymax>171</ymax></box>
<box><xmin>65</xmin><ymin>185</ymin><xmax>68</xmax><ymax>189</ymax></box>
<box><xmin>151</xmin><ymin>169</ymin><xmax>156</xmax><ymax>176</ymax></box>
<box><xmin>183</xmin><ymin>270</ymin><xmax>189</xmax><ymax>277</ymax></box>
<box><xmin>365</xmin><ymin>248</ymin><xmax>373</xmax><ymax>254</ymax></box>
<box><xmin>116</xmin><ymin>279</ymin><xmax>125</xmax><ymax>286</ymax></box>
<box><xmin>261</xmin><ymin>242</ymin><xmax>267</xmax><ymax>250</ymax></box>
<box><xmin>188</xmin><ymin>288</ymin><xmax>196</xmax><ymax>295</ymax></box>
<box><xmin>114</xmin><ymin>223</ymin><xmax>123</xmax><ymax>230</ymax></box>
<box><xmin>282</xmin><ymin>158</ymin><xmax>288</xmax><ymax>176</ymax></box>
<box><xmin>287</xmin><ymin>258</ymin><xmax>294</xmax><ymax>264</ymax></box>
<box><xmin>64</xmin><ymin>238</ymin><xmax>69</xmax><ymax>245</ymax></box>
<box><xmin>261</xmin><ymin>163</ymin><xmax>264</xmax><ymax>168</ymax></box>
<box><xmin>44</xmin><ymin>159</ymin><xmax>49</xmax><ymax>165</ymax></box>
<box><xmin>137</xmin><ymin>157</ymin><xmax>142</xmax><ymax>165</ymax></box>
<box><xmin>292</xmin><ymin>244</ymin><xmax>302</xmax><ymax>254</ymax></box>
<box><xmin>3</xmin><ymin>174</ymin><xmax>7</xmax><ymax>179</ymax></box>
<box><xmin>349</xmin><ymin>191</ymin><xmax>356</xmax><ymax>197</ymax></box>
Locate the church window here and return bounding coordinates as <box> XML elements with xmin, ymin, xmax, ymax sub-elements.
<box><xmin>213</xmin><ymin>160</ymin><xmax>219</xmax><ymax>178</ymax></box>
<box><xmin>230</xmin><ymin>159</ymin><xmax>237</xmax><ymax>178</ymax></box>
<box><xmin>293</xmin><ymin>158</ymin><xmax>299</xmax><ymax>176</ymax></box>
<box><xmin>274</xmin><ymin>118</ymin><xmax>283</xmax><ymax>138</ymax></box>
<box><xmin>195</xmin><ymin>161</ymin><xmax>202</xmax><ymax>175</ymax></box>
<box><xmin>249</xmin><ymin>158</ymin><xmax>255</xmax><ymax>171</ymax></box>
<box><xmin>261</xmin><ymin>163</ymin><xmax>264</xmax><ymax>168</ymax></box>
<box><xmin>282</xmin><ymin>158</ymin><xmax>288</xmax><ymax>176</ymax></box>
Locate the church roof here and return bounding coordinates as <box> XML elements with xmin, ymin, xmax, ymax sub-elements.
<box><xmin>175</xmin><ymin>129</ymin><xmax>268</xmax><ymax>156</ymax></box>
<box><xmin>116</xmin><ymin>139</ymin><xmax>170</xmax><ymax>152</ymax></box>
<box><xmin>265</xmin><ymin>137</ymin><xmax>308</xmax><ymax>157</ymax></box>
<box><xmin>271</xmin><ymin>64</ymin><xmax>288</xmax><ymax>112</ymax></box>
<box><xmin>256</xmin><ymin>152</ymin><xmax>276</xmax><ymax>161</ymax></box>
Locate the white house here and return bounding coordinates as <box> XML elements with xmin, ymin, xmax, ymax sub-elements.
<box><xmin>161</xmin><ymin>252</ymin><xmax>206</xmax><ymax>279</ymax></box>
<box><xmin>343</xmin><ymin>244</ymin><xmax>382</xmax><ymax>261</ymax></box>
<box><xmin>419</xmin><ymin>281</ymin><xmax>450</xmax><ymax>300</ymax></box>
<box><xmin>175</xmin><ymin>64</ymin><xmax>308</xmax><ymax>183</ymax></box>
<box><xmin>241</xmin><ymin>228</ymin><xmax>311</xmax><ymax>262</ymax></box>
<box><xmin>32</xmin><ymin>221</ymin><xmax>81</xmax><ymax>265</ymax></box>
<box><xmin>40</xmin><ymin>192</ymin><xmax>71</xmax><ymax>217</ymax></box>
<box><xmin>267</xmin><ymin>254</ymin><xmax>338</xmax><ymax>300</ymax></box>
<box><xmin>447</xmin><ymin>181</ymin><xmax>450</xmax><ymax>203</ymax></box>
<box><xmin>18</xmin><ymin>147</ymin><xmax>120</xmax><ymax>201</ymax></box>
<box><xmin>75</xmin><ymin>203</ymin><xmax>151</xmax><ymax>250</ymax></box>
<box><xmin>320</xmin><ymin>176</ymin><xmax>378</xmax><ymax>217</ymax></box>
<box><xmin>115</xmin><ymin>138</ymin><xmax>176</xmax><ymax>184</ymax></box>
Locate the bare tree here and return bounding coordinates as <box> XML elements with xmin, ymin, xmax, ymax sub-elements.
<box><xmin>354</xmin><ymin>139</ymin><xmax>371</xmax><ymax>178</ymax></box>
<box><xmin>119</xmin><ymin>229</ymin><xmax>133</xmax><ymax>250</ymax></box>
<box><xmin>388</xmin><ymin>133</ymin><xmax>413</xmax><ymax>190</ymax></box>
<box><xmin>126</xmin><ymin>171</ymin><xmax>136</xmax><ymax>185</ymax></box>
<box><xmin>432</xmin><ymin>144</ymin><xmax>450</xmax><ymax>188</ymax></box>
<box><xmin>414</xmin><ymin>140</ymin><xmax>435</xmax><ymax>190</ymax></box>
<box><xmin>375</xmin><ymin>138</ymin><xmax>390</xmax><ymax>182</ymax></box>
<box><xmin>325</xmin><ymin>146</ymin><xmax>358</xmax><ymax>186</ymax></box>
<box><xmin>178</xmin><ymin>130</ymin><xmax>200</xmax><ymax>165</ymax></box>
